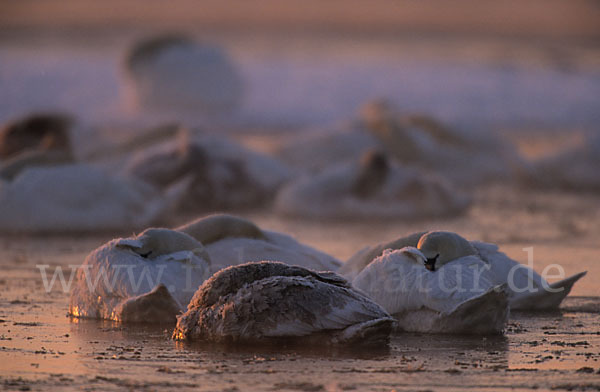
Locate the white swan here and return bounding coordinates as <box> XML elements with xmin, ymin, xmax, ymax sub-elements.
<box><xmin>351</xmin><ymin>247</ymin><xmax>509</xmax><ymax>334</ymax></box>
<box><xmin>0</xmin><ymin>164</ymin><xmax>166</xmax><ymax>233</ymax></box>
<box><xmin>527</xmin><ymin>132</ymin><xmax>600</xmax><ymax>191</ymax></box>
<box><xmin>69</xmin><ymin>228</ymin><xmax>211</xmax><ymax>323</ymax></box>
<box><xmin>173</xmin><ymin>261</ymin><xmax>394</xmax><ymax>345</ymax></box>
<box><xmin>177</xmin><ymin>214</ymin><xmax>342</xmax><ymax>272</ymax></box>
<box><xmin>274</xmin><ymin>99</ymin><xmax>528</xmax><ymax>186</ymax></box>
<box><xmin>274</xmin><ymin>150</ymin><xmax>470</xmax><ymax>219</ymax></box>
<box><xmin>417</xmin><ymin>231</ymin><xmax>587</xmax><ymax>310</ymax></box>
<box><xmin>343</xmin><ymin>230</ymin><xmax>586</xmax><ymax>310</ymax></box>
<box><xmin>362</xmin><ymin>100</ymin><xmax>528</xmax><ymax>187</ymax></box>
<box><xmin>123</xmin><ymin>34</ymin><xmax>243</xmax><ymax>115</ymax></box>
<box><xmin>124</xmin><ymin>128</ymin><xmax>292</xmax><ymax>215</ymax></box>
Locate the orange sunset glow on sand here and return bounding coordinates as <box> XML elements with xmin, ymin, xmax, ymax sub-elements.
<box><xmin>0</xmin><ymin>1</ymin><xmax>599</xmax><ymax>391</ymax></box>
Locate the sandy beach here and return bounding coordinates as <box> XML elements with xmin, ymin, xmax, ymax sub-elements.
<box><xmin>1</xmin><ymin>191</ymin><xmax>599</xmax><ymax>391</ymax></box>
<box><xmin>1</xmin><ymin>1</ymin><xmax>599</xmax><ymax>390</ymax></box>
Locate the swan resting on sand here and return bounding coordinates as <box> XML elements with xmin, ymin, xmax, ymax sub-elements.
<box><xmin>274</xmin><ymin>99</ymin><xmax>527</xmax><ymax>186</ymax></box>
<box><xmin>177</xmin><ymin>214</ymin><xmax>342</xmax><ymax>272</ymax></box>
<box><xmin>343</xmin><ymin>230</ymin><xmax>586</xmax><ymax>310</ymax></box>
<box><xmin>352</xmin><ymin>247</ymin><xmax>509</xmax><ymax>334</ymax></box>
<box><xmin>173</xmin><ymin>261</ymin><xmax>394</xmax><ymax>345</ymax></box>
<box><xmin>69</xmin><ymin>228</ymin><xmax>211</xmax><ymax>323</ymax></box>
<box><xmin>125</xmin><ymin>129</ymin><xmax>292</xmax><ymax>215</ymax></box>
<box><xmin>124</xmin><ymin>34</ymin><xmax>243</xmax><ymax>114</ymax></box>
<box><xmin>69</xmin><ymin>214</ymin><xmax>341</xmax><ymax>322</ymax></box>
<box><xmin>0</xmin><ymin>164</ymin><xmax>165</xmax><ymax>233</ymax></box>
<box><xmin>274</xmin><ymin>150</ymin><xmax>470</xmax><ymax>220</ymax></box>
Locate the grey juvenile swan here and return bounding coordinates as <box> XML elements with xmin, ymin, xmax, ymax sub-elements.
<box><xmin>173</xmin><ymin>261</ymin><xmax>394</xmax><ymax>346</ymax></box>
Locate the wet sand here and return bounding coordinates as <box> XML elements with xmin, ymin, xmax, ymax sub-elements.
<box><xmin>1</xmin><ymin>2</ymin><xmax>599</xmax><ymax>389</ymax></box>
<box><xmin>1</xmin><ymin>184</ymin><xmax>599</xmax><ymax>391</ymax></box>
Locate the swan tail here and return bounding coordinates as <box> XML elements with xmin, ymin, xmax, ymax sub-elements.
<box><xmin>437</xmin><ymin>285</ymin><xmax>509</xmax><ymax>335</ymax></box>
<box><xmin>511</xmin><ymin>271</ymin><xmax>587</xmax><ymax>310</ymax></box>
<box><xmin>550</xmin><ymin>271</ymin><xmax>587</xmax><ymax>292</ymax></box>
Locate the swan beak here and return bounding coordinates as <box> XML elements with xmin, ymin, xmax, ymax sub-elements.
<box><xmin>424</xmin><ymin>254</ymin><xmax>439</xmax><ymax>271</ymax></box>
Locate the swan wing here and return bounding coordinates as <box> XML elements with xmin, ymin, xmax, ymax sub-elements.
<box><xmin>178</xmin><ymin>274</ymin><xmax>390</xmax><ymax>340</ymax></box>
<box><xmin>352</xmin><ymin>250</ymin><xmax>430</xmax><ymax>314</ymax></box>
<box><xmin>424</xmin><ymin>256</ymin><xmax>495</xmax><ymax>314</ymax></box>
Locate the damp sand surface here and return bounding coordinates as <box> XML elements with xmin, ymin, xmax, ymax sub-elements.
<box><xmin>1</xmin><ymin>185</ymin><xmax>599</xmax><ymax>391</ymax></box>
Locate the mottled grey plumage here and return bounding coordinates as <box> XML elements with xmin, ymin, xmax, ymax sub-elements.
<box><xmin>173</xmin><ymin>261</ymin><xmax>393</xmax><ymax>345</ymax></box>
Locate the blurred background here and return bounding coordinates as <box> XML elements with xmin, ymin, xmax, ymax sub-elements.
<box><xmin>1</xmin><ymin>0</ymin><xmax>599</xmax><ymax>131</ymax></box>
<box><xmin>1</xmin><ymin>1</ymin><xmax>599</xmax><ymax>255</ymax></box>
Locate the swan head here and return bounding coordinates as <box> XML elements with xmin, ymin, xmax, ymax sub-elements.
<box><xmin>416</xmin><ymin>231</ymin><xmax>477</xmax><ymax>271</ymax></box>
<box><xmin>116</xmin><ymin>228</ymin><xmax>207</xmax><ymax>260</ymax></box>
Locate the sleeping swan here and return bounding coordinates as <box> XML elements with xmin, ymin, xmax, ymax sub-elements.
<box><xmin>417</xmin><ymin>231</ymin><xmax>587</xmax><ymax>310</ymax></box>
<box><xmin>274</xmin><ymin>99</ymin><xmax>528</xmax><ymax>186</ymax></box>
<box><xmin>69</xmin><ymin>228</ymin><xmax>211</xmax><ymax>323</ymax></box>
<box><xmin>123</xmin><ymin>34</ymin><xmax>243</xmax><ymax>115</ymax></box>
<box><xmin>351</xmin><ymin>247</ymin><xmax>509</xmax><ymax>334</ymax></box>
<box><xmin>125</xmin><ymin>128</ymin><xmax>292</xmax><ymax>215</ymax></box>
<box><xmin>0</xmin><ymin>164</ymin><xmax>165</xmax><ymax>233</ymax></box>
<box><xmin>361</xmin><ymin>99</ymin><xmax>528</xmax><ymax>187</ymax></box>
<box><xmin>342</xmin><ymin>230</ymin><xmax>586</xmax><ymax>310</ymax></box>
<box><xmin>177</xmin><ymin>214</ymin><xmax>342</xmax><ymax>272</ymax></box>
<box><xmin>274</xmin><ymin>150</ymin><xmax>470</xmax><ymax>220</ymax></box>
<box><xmin>173</xmin><ymin>261</ymin><xmax>394</xmax><ymax>345</ymax></box>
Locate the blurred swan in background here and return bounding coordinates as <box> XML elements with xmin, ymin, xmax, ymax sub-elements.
<box><xmin>0</xmin><ymin>164</ymin><xmax>166</xmax><ymax>233</ymax></box>
<box><xmin>359</xmin><ymin>99</ymin><xmax>529</xmax><ymax>186</ymax></box>
<box><xmin>123</xmin><ymin>34</ymin><xmax>243</xmax><ymax>116</ymax></box>
<box><xmin>274</xmin><ymin>99</ymin><xmax>528</xmax><ymax>187</ymax></box>
<box><xmin>274</xmin><ymin>150</ymin><xmax>471</xmax><ymax>219</ymax></box>
<box><xmin>69</xmin><ymin>228</ymin><xmax>211</xmax><ymax>323</ymax></box>
<box><xmin>342</xmin><ymin>230</ymin><xmax>586</xmax><ymax>310</ymax></box>
<box><xmin>177</xmin><ymin>214</ymin><xmax>342</xmax><ymax>272</ymax></box>
<box><xmin>351</xmin><ymin>247</ymin><xmax>509</xmax><ymax>334</ymax></box>
<box><xmin>124</xmin><ymin>127</ymin><xmax>292</xmax><ymax>216</ymax></box>
<box><xmin>173</xmin><ymin>261</ymin><xmax>394</xmax><ymax>345</ymax></box>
